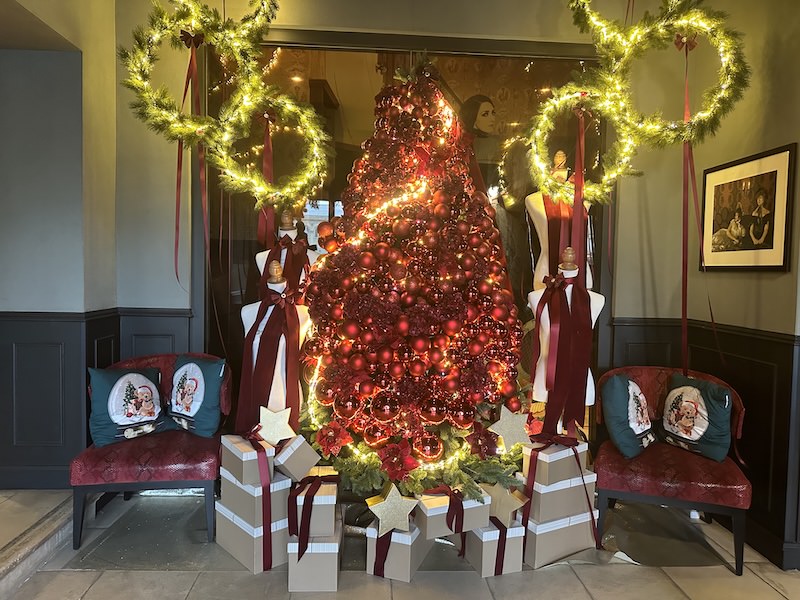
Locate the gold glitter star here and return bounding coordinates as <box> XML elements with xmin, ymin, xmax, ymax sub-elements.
<box><xmin>488</xmin><ymin>405</ymin><xmax>532</xmax><ymax>451</ymax></box>
<box><xmin>480</xmin><ymin>482</ymin><xmax>529</xmax><ymax>527</ymax></box>
<box><xmin>366</xmin><ymin>482</ymin><xmax>418</xmax><ymax>537</ymax></box>
<box><xmin>258</xmin><ymin>406</ymin><xmax>296</xmax><ymax>446</ymax></box>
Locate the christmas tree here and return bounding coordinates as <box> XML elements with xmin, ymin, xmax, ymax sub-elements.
<box><xmin>302</xmin><ymin>67</ymin><xmax>523</xmax><ymax>498</ymax></box>
<box><xmin>123</xmin><ymin>381</ymin><xmax>137</xmax><ymax>417</ymax></box>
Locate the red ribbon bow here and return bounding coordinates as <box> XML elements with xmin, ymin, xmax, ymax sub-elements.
<box><xmin>423</xmin><ymin>485</ymin><xmax>465</xmax><ymax>537</ymax></box>
<box><xmin>288</xmin><ymin>473</ymin><xmax>341</xmax><ymax>560</ymax></box>
<box><xmin>674</xmin><ymin>33</ymin><xmax>698</xmax><ymax>52</ymax></box>
<box><xmin>179</xmin><ymin>30</ymin><xmax>205</xmax><ymax>48</ymax></box>
<box><xmin>531</xmin><ymin>273</ymin><xmax>573</xmax><ymax>394</ymax></box>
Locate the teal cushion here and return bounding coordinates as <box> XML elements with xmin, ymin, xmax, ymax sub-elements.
<box><xmin>601</xmin><ymin>375</ymin><xmax>656</xmax><ymax>459</ymax></box>
<box><xmin>88</xmin><ymin>367</ymin><xmax>170</xmax><ymax>447</ymax></box>
<box><xmin>659</xmin><ymin>374</ymin><xmax>732</xmax><ymax>462</ymax></box>
<box><xmin>167</xmin><ymin>355</ymin><xmax>225</xmax><ymax>437</ymax></box>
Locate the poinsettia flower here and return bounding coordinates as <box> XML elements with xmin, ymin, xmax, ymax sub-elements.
<box><xmin>466</xmin><ymin>423</ymin><xmax>499</xmax><ymax>459</ymax></box>
<box><xmin>377</xmin><ymin>439</ymin><xmax>419</xmax><ymax>481</ymax></box>
<box><xmin>316</xmin><ymin>421</ymin><xmax>353</xmax><ymax>457</ymax></box>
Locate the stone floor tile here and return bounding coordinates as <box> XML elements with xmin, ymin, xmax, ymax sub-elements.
<box><xmin>391</xmin><ymin>571</ymin><xmax>493</xmax><ymax>600</ymax></box>
<box><xmin>487</xmin><ymin>565</ymin><xmax>591</xmax><ymax>599</ymax></box>
<box><xmin>573</xmin><ymin>564</ymin><xmax>689</xmax><ymax>599</ymax></box>
<box><xmin>10</xmin><ymin>571</ymin><xmax>100</xmax><ymax>600</ymax></box>
<box><xmin>289</xmin><ymin>570</ymin><xmax>390</xmax><ymax>600</ymax></box>
<box><xmin>663</xmin><ymin>565</ymin><xmax>786</xmax><ymax>600</ymax></box>
<box><xmin>747</xmin><ymin>562</ymin><xmax>800</xmax><ymax>599</ymax></box>
<box><xmin>82</xmin><ymin>570</ymin><xmax>199</xmax><ymax>600</ymax></box>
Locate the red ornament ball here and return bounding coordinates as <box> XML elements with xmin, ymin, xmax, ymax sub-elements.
<box><xmin>420</xmin><ymin>396</ymin><xmax>448</xmax><ymax>424</ymax></box>
<box><xmin>442</xmin><ymin>319</ymin><xmax>462</xmax><ymax>336</ymax></box>
<box><xmin>409</xmin><ymin>358</ymin><xmax>428</xmax><ymax>377</ymax></box>
<box><xmin>315</xmin><ymin>379</ymin><xmax>336</xmax><ymax>407</ymax></box>
<box><xmin>363</xmin><ymin>423</ymin><xmax>391</xmax><ymax>449</ymax></box>
<box><xmin>358</xmin><ymin>379</ymin><xmax>376</xmax><ymax>397</ymax></box>
<box><xmin>358</xmin><ymin>251</ymin><xmax>377</xmax><ymax>270</ymax></box>
<box><xmin>371</xmin><ymin>391</ymin><xmax>401</xmax><ymax>423</ymax></box>
<box><xmin>388</xmin><ymin>361</ymin><xmax>406</xmax><ymax>378</ymax></box>
<box><xmin>317</xmin><ymin>222</ymin><xmax>333</xmax><ymax>238</ymax></box>
<box><xmin>333</xmin><ymin>395</ymin><xmax>361</xmax><ymax>420</ymax></box>
<box><xmin>412</xmin><ymin>433</ymin><xmax>444</xmax><ymax>462</ymax></box>
<box><xmin>376</xmin><ymin>346</ymin><xmax>394</xmax><ymax>364</ymax></box>
<box><xmin>504</xmin><ymin>396</ymin><xmax>522</xmax><ymax>412</ymax></box>
<box><xmin>410</xmin><ymin>336</ymin><xmax>430</xmax><ymax>354</ymax></box>
<box><xmin>448</xmin><ymin>401</ymin><xmax>475</xmax><ymax>429</ymax></box>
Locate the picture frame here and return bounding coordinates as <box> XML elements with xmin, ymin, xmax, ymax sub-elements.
<box><xmin>701</xmin><ymin>143</ymin><xmax>796</xmax><ymax>271</ymax></box>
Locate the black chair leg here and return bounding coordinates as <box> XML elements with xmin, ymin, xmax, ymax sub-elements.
<box><xmin>204</xmin><ymin>482</ymin><xmax>215</xmax><ymax>542</ymax></box>
<box><xmin>72</xmin><ymin>488</ymin><xmax>87</xmax><ymax>550</ymax></box>
<box><xmin>732</xmin><ymin>509</ymin><xmax>746</xmax><ymax>576</ymax></box>
<box><xmin>596</xmin><ymin>490</ymin><xmax>609</xmax><ymax>549</ymax></box>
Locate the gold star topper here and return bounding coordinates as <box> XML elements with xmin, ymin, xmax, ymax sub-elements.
<box><xmin>488</xmin><ymin>405</ymin><xmax>532</xmax><ymax>451</ymax></box>
<box><xmin>480</xmin><ymin>482</ymin><xmax>529</xmax><ymax>528</ymax></box>
<box><xmin>366</xmin><ymin>482</ymin><xmax>418</xmax><ymax>537</ymax></box>
<box><xmin>258</xmin><ymin>406</ymin><xmax>296</xmax><ymax>446</ymax></box>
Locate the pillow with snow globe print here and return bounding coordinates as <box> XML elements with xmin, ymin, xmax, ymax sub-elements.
<box><xmin>601</xmin><ymin>375</ymin><xmax>657</xmax><ymax>458</ymax></box>
<box><xmin>88</xmin><ymin>368</ymin><xmax>169</xmax><ymax>447</ymax></box>
<box><xmin>167</xmin><ymin>355</ymin><xmax>225</xmax><ymax>437</ymax></box>
<box><xmin>659</xmin><ymin>374</ymin><xmax>732</xmax><ymax>462</ymax></box>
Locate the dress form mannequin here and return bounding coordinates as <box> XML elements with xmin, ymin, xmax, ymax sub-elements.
<box><xmin>550</xmin><ymin>149</ymin><xmax>571</xmax><ymax>183</ymax></box>
<box><xmin>525</xmin><ymin>191</ymin><xmax>593</xmax><ymax>290</ymax></box>
<box><xmin>255</xmin><ymin>210</ymin><xmax>320</xmax><ymax>281</ymax></box>
<box><xmin>237</xmin><ymin>260</ymin><xmax>310</xmax><ymax>431</ymax></box>
<box><xmin>527</xmin><ymin>248</ymin><xmax>605</xmax><ymax>410</ymax></box>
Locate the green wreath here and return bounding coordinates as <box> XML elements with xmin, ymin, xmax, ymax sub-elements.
<box><xmin>119</xmin><ymin>0</ymin><xmax>328</xmax><ymax>212</ymax></box>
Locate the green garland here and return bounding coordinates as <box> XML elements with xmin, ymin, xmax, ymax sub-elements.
<box><xmin>119</xmin><ymin>0</ymin><xmax>329</xmax><ymax>212</ymax></box>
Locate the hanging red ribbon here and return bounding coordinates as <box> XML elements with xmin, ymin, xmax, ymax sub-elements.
<box><xmin>244</xmin><ymin>424</ymin><xmax>274</xmax><ymax>571</ymax></box>
<box><xmin>257</xmin><ymin>114</ymin><xmax>277</xmax><ymax>250</ymax></box>
<box><xmin>490</xmin><ymin>516</ymin><xmax>509</xmax><ymax>576</ymax></box>
<box><xmin>423</xmin><ymin>484</ymin><xmax>466</xmax><ymax>536</ymax></box>
<box><xmin>175</xmin><ymin>30</ymin><xmax>209</xmax><ymax>283</ymax></box>
<box><xmin>373</xmin><ymin>530</ymin><xmax>393</xmax><ymax>577</ymax></box>
<box><xmin>288</xmin><ymin>473</ymin><xmax>340</xmax><ymax>560</ymax></box>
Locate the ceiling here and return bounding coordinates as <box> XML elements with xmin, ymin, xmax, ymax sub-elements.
<box><xmin>0</xmin><ymin>0</ymin><xmax>76</xmax><ymax>51</ymax></box>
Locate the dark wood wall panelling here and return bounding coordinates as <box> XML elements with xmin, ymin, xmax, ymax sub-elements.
<box><xmin>0</xmin><ymin>308</ymin><xmax>191</xmax><ymax>488</ymax></box>
<box><xmin>607</xmin><ymin>317</ymin><xmax>800</xmax><ymax>570</ymax></box>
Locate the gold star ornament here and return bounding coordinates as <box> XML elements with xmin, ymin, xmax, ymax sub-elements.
<box><xmin>258</xmin><ymin>406</ymin><xmax>296</xmax><ymax>446</ymax></box>
<box><xmin>480</xmin><ymin>482</ymin><xmax>529</xmax><ymax>527</ymax></box>
<box><xmin>488</xmin><ymin>405</ymin><xmax>532</xmax><ymax>451</ymax></box>
<box><xmin>366</xmin><ymin>482</ymin><xmax>419</xmax><ymax>537</ymax></box>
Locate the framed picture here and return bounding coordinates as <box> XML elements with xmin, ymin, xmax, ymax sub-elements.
<box><xmin>701</xmin><ymin>143</ymin><xmax>796</xmax><ymax>270</ymax></box>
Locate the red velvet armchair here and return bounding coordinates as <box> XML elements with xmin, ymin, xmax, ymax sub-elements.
<box><xmin>594</xmin><ymin>366</ymin><xmax>751</xmax><ymax>575</ymax></box>
<box><xmin>70</xmin><ymin>353</ymin><xmax>231</xmax><ymax>549</ymax></box>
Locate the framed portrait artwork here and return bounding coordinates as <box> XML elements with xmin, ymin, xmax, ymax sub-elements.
<box><xmin>701</xmin><ymin>143</ymin><xmax>796</xmax><ymax>271</ymax></box>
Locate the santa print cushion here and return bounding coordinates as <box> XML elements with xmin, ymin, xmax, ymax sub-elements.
<box><xmin>659</xmin><ymin>374</ymin><xmax>732</xmax><ymax>462</ymax></box>
<box><xmin>167</xmin><ymin>355</ymin><xmax>225</xmax><ymax>437</ymax></box>
<box><xmin>88</xmin><ymin>367</ymin><xmax>169</xmax><ymax>447</ymax></box>
<box><xmin>601</xmin><ymin>375</ymin><xmax>656</xmax><ymax>458</ymax></box>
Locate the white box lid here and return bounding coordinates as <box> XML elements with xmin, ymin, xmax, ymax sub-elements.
<box><xmin>525</xmin><ymin>509</ymin><xmax>599</xmax><ymax>534</ymax></box>
<box><xmin>274</xmin><ymin>435</ymin><xmax>308</xmax><ymax>464</ymax></box>
<box><xmin>294</xmin><ymin>481</ymin><xmax>338</xmax><ymax>505</ymax></box>
<box><xmin>515</xmin><ymin>470</ymin><xmax>597</xmax><ymax>493</ymax></box>
<box><xmin>220</xmin><ymin>466</ymin><xmax>291</xmax><ymax>496</ymax></box>
<box><xmin>287</xmin><ymin>515</ymin><xmax>342</xmax><ymax>553</ymax></box>
<box><xmin>415</xmin><ymin>490</ymin><xmax>491</xmax><ymax>516</ymax></box>
<box><xmin>215</xmin><ymin>500</ymin><xmax>288</xmax><ymax>536</ymax></box>
<box><xmin>221</xmin><ymin>434</ymin><xmax>275</xmax><ymax>459</ymax></box>
<box><xmin>472</xmin><ymin>519</ymin><xmax>525</xmax><ymax>541</ymax></box>
<box><xmin>365</xmin><ymin>519</ymin><xmax>421</xmax><ymax>544</ymax></box>
<box><xmin>523</xmin><ymin>441</ymin><xmax>588</xmax><ymax>462</ymax></box>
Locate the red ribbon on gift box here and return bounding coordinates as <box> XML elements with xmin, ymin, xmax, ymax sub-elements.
<box><xmin>245</xmin><ymin>424</ymin><xmax>274</xmax><ymax>571</ymax></box>
<box><xmin>423</xmin><ymin>485</ymin><xmax>467</xmax><ymax>556</ymax></box>
<box><xmin>373</xmin><ymin>530</ymin><xmax>393</xmax><ymax>578</ymax></box>
<box><xmin>288</xmin><ymin>472</ymin><xmax>340</xmax><ymax>559</ymax></box>
<box><xmin>520</xmin><ymin>433</ymin><xmax>598</xmax><ymax>555</ymax></box>
<box><xmin>490</xmin><ymin>516</ymin><xmax>508</xmax><ymax>576</ymax></box>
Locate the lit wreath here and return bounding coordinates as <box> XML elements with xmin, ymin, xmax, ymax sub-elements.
<box><xmin>527</xmin><ymin>81</ymin><xmax>639</xmax><ymax>204</ymax></box>
<box><xmin>569</xmin><ymin>0</ymin><xmax>750</xmax><ymax>146</ymax></box>
<box><xmin>119</xmin><ymin>0</ymin><xmax>329</xmax><ymax>212</ymax></box>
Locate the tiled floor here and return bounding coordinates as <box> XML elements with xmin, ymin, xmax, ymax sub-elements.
<box><xmin>4</xmin><ymin>491</ymin><xmax>800</xmax><ymax>600</ymax></box>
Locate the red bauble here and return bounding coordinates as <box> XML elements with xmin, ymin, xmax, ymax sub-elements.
<box><xmin>338</xmin><ymin>320</ymin><xmax>361</xmax><ymax>340</ymax></box>
<box><xmin>500</xmin><ymin>380</ymin><xmax>517</xmax><ymax>397</ymax></box>
<box><xmin>358</xmin><ymin>379</ymin><xmax>376</xmax><ymax>397</ymax></box>
<box><xmin>505</xmin><ymin>396</ymin><xmax>522</xmax><ymax>412</ymax></box>
<box><xmin>400</xmin><ymin>292</ymin><xmax>416</xmax><ymax>308</ymax></box>
<box><xmin>428</xmin><ymin>347</ymin><xmax>445</xmax><ymax>364</ymax></box>
<box><xmin>442</xmin><ymin>375</ymin><xmax>460</xmax><ymax>393</ymax></box>
<box><xmin>317</xmin><ymin>222</ymin><xmax>333</xmax><ymax>238</ymax></box>
<box><xmin>330</xmin><ymin>305</ymin><xmax>344</xmax><ymax>320</ymax></box>
<box><xmin>467</xmin><ymin>232</ymin><xmax>482</xmax><ymax>248</ymax></box>
<box><xmin>477</xmin><ymin>280</ymin><xmax>493</xmax><ymax>296</ymax></box>
<box><xmin>396</xmin><ymin>345</ymin><xmax>414</xmax><ymax>361</ymax></box>
<box><xmin>363</xmin><ymin>423</ymin><xmax>391</xmax><ymax>449</ymax></box>
<box><xmin>409</xmin><ymin>358</ymin><xmax>428</xmax><ymax>377</ymax></box>
<box><xmin>468</xmin><ymin>339</ymin><xmax>484</xmax><ymax>356</ymax></box>
<box><xmin>333</xmin><ymin>395</ymin><xmax>361</xmax><ymax>419</ymax></box>
<box><xmin>432</xmin><ymin>334</ymin><xmax>450</xmax><ymax>349</ymax></box>
<box><xmin>337</xmin><ymin>340</ymin><xmax>353</xmax><ymax>357</ymax></box>
<box><xmin>491</xmin><ymin>305</ymin><xmax>509</xmax><ymax>321</ymax></box>
<box><xmin>486</xmin><ymin>360</ymin><xmax>503</xmax><ymax>375</ymax></box>
<box><xmin>389</xmin><ymin>263</ymin><xmax>407</xmax><ymax>280</ymax></box>
<box><xmin>388</xmin><ymin>361</ymin><xmax>406</xmax><ymax>378</ymax></box>
<box><xmin>459</xmin><ymin>252</ymin><xmax>476</xmax><ymax>271</ymax></box>
<box><xmin>371</xmin><ymin>391</ymin><xmax>401</xmax><ymax>422</ymax></box>
<box><xmin>396</xmin><ymin>316</ymin><xmax>411</xmax><ymax>335</ymax></box>
<box><xmin>456</xmin><ymin>220</ymin><xmax>471</xmax><ymax>235</ymax></box>
<box><xmin>410</xmin><ymin>336</ymin><xmax>430</xmax><ymax>354</ymax></box>
<box><xmin>376</xmin><ymin>346</ymin><xmax>394</xmax><ymax>364</ymax></box>
<box><xmin>360</xmin><ymin>330</ymin><xmax>376</xmax><ymax>345</ymax></box>
<box><xmin>341</xmin><ymin>276</ymin><xmax>355</xmax><ymax>291</ymax></box>
<box><xmin>476</xmin><ymin>242</ymin><xmax>492</xmax><ymax>257</ymax></box>
<box><xmin>412</xmin><ymin>433</ymin><xmax>444</xmax><ymax>462</ymax></box>
<box><xmin>358</xmin><ymin>251</ymin><xmax>377</xmax><ymax>270</ymax></box>
<box><xmin>433</xmin><ymin>203</ymin><xmax>451</xmax><ymax>219</ymax></box>
<box><xmin>420</xmin><ymin>396</ymin><xmax>448</xmax><ymax>424</ymax></box>
<box><xmin>392</xmin><ymin>219</ymin><xmax>412</xmax><ymax>238</ymax></box>
<box><xmin>315</xmin><ymin>379</ymin><xmax>336</xmax><ymax>407</ymax></box>
<box><xmin>348</xmin><ymin>353</ymin><xmax>366</xmax><ymax>372</ymax></box>
<box><xmin>374</xmin><ymin>242</ymin><xmax>391</xmax><ymax>260</ymax></box>
<box><xmin>442</xmin><ymin>319</ymin><xmax>462</xmax><ymax>336</ymax></box>
<box><xmin>448</xmin><ymin>401</ymin><xmax>475</xmax><ymax>429</ymax></box>
<box><xmin>468</xmin><ymin>390</ymin><xmax>484</xmax><ymax>404</ymax></box>
<box><xmin>466</xmin><ymin>304</ymin><xmax>480</xmax><ymax>322</ymax></box>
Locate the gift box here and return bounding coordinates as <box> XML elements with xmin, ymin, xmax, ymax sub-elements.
<box><xmin>215</xmin><ymin>501</ymin><xmax>288</xmax><ymax>574</ymax></box>
<box><xmin>414</xmin><ymin>489</ymin><xmax>491</xmax><ymax>539</ymax></box>
<box><xmin>365</xmin><ymin>520</ymin><xmax>433</xmax><ymax>582</ymax></box>
<box><xmin>288</xmin><ymin>513</ymin><xmax>342</xmax><ymax>592</ymax></box>
<box><xmin>221</xmin><ymin>434</ymin><xmax>274</xmax><ymax>485</ymax></box>
<box><xmin>515</xmin><ymin>470</ymin><xmax>597</xmax><ymax>524</ymax></box>
<box><xmin>522</xmin><ymin>441</ymin><xmax>588</xmax><ymax>486</ymax></box>
<box><xmin>460</xmin><ymin>519</ymin><xmax>525</xmax><ymax>578</ymax></box>
<box><xmin>274</xmin><ymin>435</ymin><xmax>320</xmax><ymax>481</ymax></box>
<box><xmin>290</xmin><ymin>467</ymin><xmax>338</xmax><ymax>537</ymax></box>
<box><xmin>219</xmin><ymin>466</ymin><xmax>291</xmax><ymax>527</ymax></box>
<box><xmin>523</xmin><ymin>510</ymin><xmax>599</xmax><ymax>569</ymax></box>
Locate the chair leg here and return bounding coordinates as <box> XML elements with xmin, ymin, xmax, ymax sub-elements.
<box><xmin>123</xmin><ymin>491</ymin><xmax>133</xmax><ymax>501</ymax></box>
<box><xmin>204</xmin><ymin>482</ymin><xmax>215</xmax><ymax>542</ymax></box>
<box><xmin>72</xmin><ymin>488</ymin><xmax>87</xmax><ymax>550</ymax></box>
<box><xmin>732</xmin><ymin>509</ymin><xmax>746</xmax><ymax>576</ymax></box>
<box><xmin>596</xmin><ymin>490</ymin><xmax>609</xmax><ymax>549</ymax></box>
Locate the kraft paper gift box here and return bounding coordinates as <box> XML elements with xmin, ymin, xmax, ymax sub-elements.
<box><xmin>221</xmin><ymin>434</ymin><xmax>274</xmax><ymax>485</ymax></box>
<box><xmin>414</xmin><ymin>489</ymin><xmax>491</xmax><ymax>540</ymax></box>
<box><xmin>522</xmin><ymin>441</ymin><xmax>588</xmax><ymax>486</ymax></box>
<box><xmin>219</xmin><ymin>467</ymin><xmax>291</xmax><ymax>528</ymax></box>
<box><xmin>523</xmin><ymin>510</ymin><xmax>599</xmax><ymax>569</ymax></box>
<box><xmin>515</xmin><ymin>471</ymin><xmax>597</xmax><ymax>524</ymax></box>
<box><xmin>274</xmin><ymin>435</ymin><xmax>320</xmax><ymax>481</ymax></box>
<box><xmin>288</xmin><ymin>513</ymin><xmax>342</xmax><ymax>592</ymax></box>
<box><xmin>215</xmin><ymin>501</ymin><xmax>288</xmax><ymax>574</ymax></box>
<box><xmin>290</xmin><ymin>466</ymin><xmax>338</xmax><ymax>537</ymax></box>
<box><xmin>460</xmin><ymin>519</ymin><xmax>525</xmax><ymax>578</ymax></box>
<box><xmin>365</xmin><ymin>520</ymin><xmax>433</xmax><ymax>582</ymax></box>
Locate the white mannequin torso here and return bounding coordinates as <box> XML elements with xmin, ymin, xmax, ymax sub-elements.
<box><xmin>254</xmin><ymin>228</ymin><xmax>321</xmax><ymax>283</ymax></box>
<box><xmin>527</xmin><ymin>267</ymin><xmax>605</xmax><ymax>406</ymax></box>
<box><xmin>241</xmin><ymin>275</ymin><xmax>310</xmax><ymax>413</ymax></box>
<box><xmin>525</xmin><ymin>192</ymin><xmax>593</xmax><ymax>291</ymax></box>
